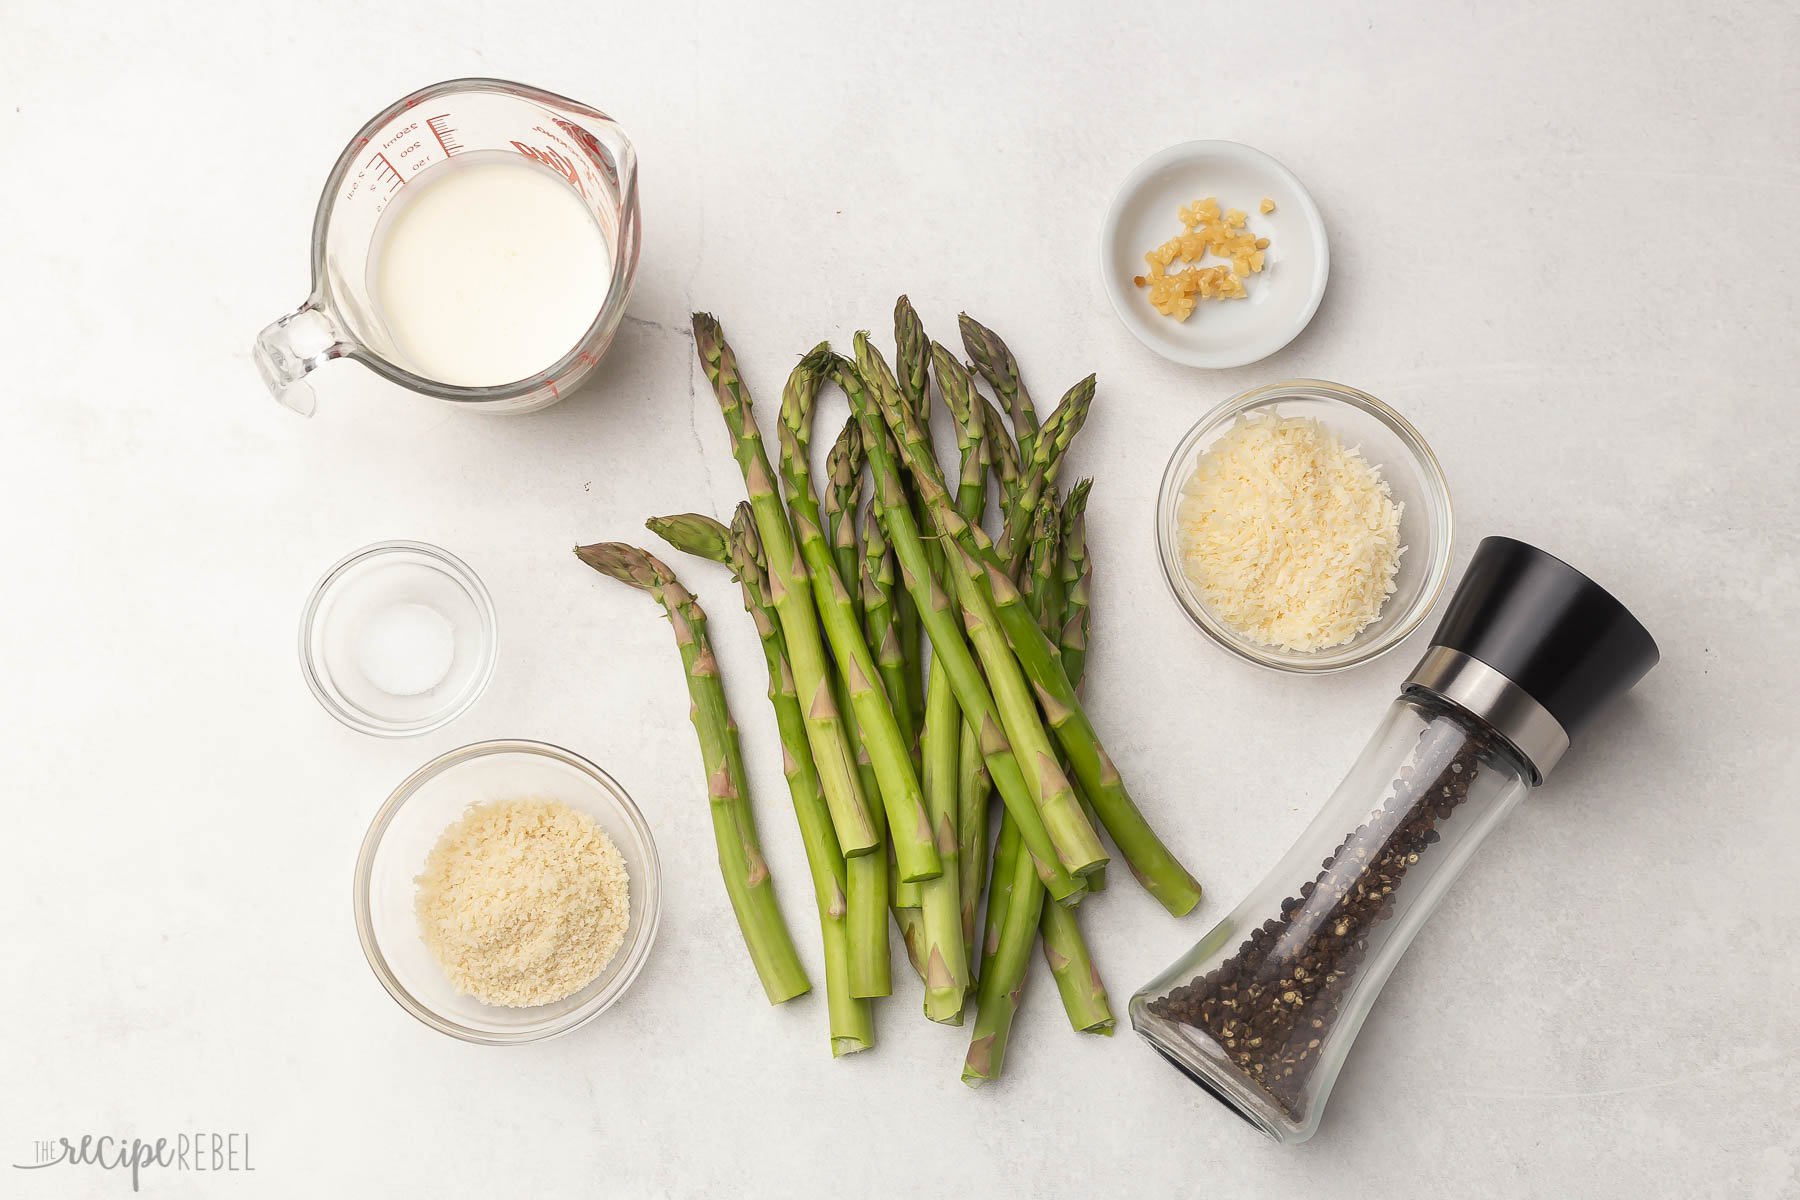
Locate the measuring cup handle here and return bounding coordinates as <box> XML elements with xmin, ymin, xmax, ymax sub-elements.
<box><xmin>254</xmin><ymin>302</ymin><xmax>351</xmax><ymax>417</ymax></box>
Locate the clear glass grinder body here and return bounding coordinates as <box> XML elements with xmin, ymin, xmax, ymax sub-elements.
<box><xmin>1132</xmin><ymin>537</ymin><xmax>1660</xmax><ymax>1143</ymax></box>
<box><xmin>1132</xmin><ymin>692</ymin><xmax>1531</xmax><ymax>1141</ymax></box>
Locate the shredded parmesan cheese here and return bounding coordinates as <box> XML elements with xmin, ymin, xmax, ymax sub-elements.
<box><xmin>414</xmin><ymin>798</ymin><xmax>630</xmax><ymax>1008</ymax></box>
<box><xmin>1176</xmin><ymin>413</ymin><xmax>1404</xmax><ymax>652</ymax></box>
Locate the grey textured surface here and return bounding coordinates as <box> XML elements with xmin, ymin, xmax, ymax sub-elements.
<box><xmin>2</xmin><ymin>1</ymin><xmax>1795</xmax><ymax>1195</ymax></box>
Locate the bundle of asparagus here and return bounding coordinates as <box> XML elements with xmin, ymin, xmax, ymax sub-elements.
<box><xmin>579</xmin><ymin>300</ymin><xmax>1202</xmax><ymax>1083</ymax></box>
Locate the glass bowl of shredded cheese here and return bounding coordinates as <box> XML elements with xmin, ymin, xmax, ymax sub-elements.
<box><xmin>354</xmin><ymin>740</ymin><xmax>662</xmax><ymax>1043</ymax></box>
<box><xmin>1156</xmin><ymin>380</ymin><xmax>1453</xmax><ymax>673</ymax></box>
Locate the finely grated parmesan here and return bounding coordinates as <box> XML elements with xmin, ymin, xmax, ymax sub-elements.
<box><xmin>1176</xmin><ymin>412</ymin><xmax>1404</xmax><ymax>652</ymax></box>
<box><xmin>414</xmin><ymin>797</ymin><xmax>630</xmax><ymax>1008</ymax></box>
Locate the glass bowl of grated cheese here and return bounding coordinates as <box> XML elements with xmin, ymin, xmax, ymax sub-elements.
<box><xmin>1156</xmin><ymin>380</ymin><xmax>1453</xmax><ymax>673</ymax></box>
<box><xmin>354</xmin><ymin>739</ymin><xmax>662</xmax><ymax>1044</ymax></box>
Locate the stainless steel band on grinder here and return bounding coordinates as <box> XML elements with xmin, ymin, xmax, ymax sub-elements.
<box><xmin>1403</xmin><ymin>646</ymin><xmax>1570</xmax><ymax>785</ymax></box>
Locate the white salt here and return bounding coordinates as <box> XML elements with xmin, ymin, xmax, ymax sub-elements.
<box><xmin>355</xmin><ymin>603</ymin><xmax>455</xmax><ymax>696</ymax></box>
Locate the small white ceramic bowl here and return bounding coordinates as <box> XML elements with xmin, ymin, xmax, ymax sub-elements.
<box><xmin>354</xmin><ymin>740</ymin><xmax>661</xmax><ymax>1044</ymax></box>
<box><xmin>1101</xmin><ymin>140</ymin><xmax>1329</xmax><ymax>368</ymax></box>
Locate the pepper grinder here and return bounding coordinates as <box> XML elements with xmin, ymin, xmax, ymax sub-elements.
<box><xmin>1130</xmin><ymin>537</ymin><xmax>1658</xmax><ymax>1142</ymax></box>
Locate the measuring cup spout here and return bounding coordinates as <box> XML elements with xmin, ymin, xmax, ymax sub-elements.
<box><xmin>254</xmin><ymin>302</ymin><xmax>351</xmax><ymax>417</ymax></box>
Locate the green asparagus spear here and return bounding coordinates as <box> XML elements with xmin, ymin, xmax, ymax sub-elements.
<box><xmin>931</xmin><ymin>343</ymin><xmax>991</xmax><ymax>526</ymax></box>
<box><xmin>997</xmin><ymin>375</ymin><xmax>1094</xmax><ymax>576</ymax></box>
<box><xmin>955</xmin><ymin>715</ymin><xmax>993</xmax><ymax>959</ymax></box>
<box><xmin>820</xmin><ymin>424</ymin><xmax>893</xmax><ymax>1000</ymax></box>
<box><xmin>691</xmin><ymin>315</ymin><xmax>879</xmax><ymax>860</ymax></box>
<box><xmin>1039</xmin><ymin>895</ymin><xmax>1113</xmax><ymax>1036</ymax></box>
<box><xmin>963</xmin><ymin>810</ymin><xmax>1043</xmax><ymax>1086</ymax></box>
<box><xmin>1050</xmin><ymin>480</ymin><xmax>1102</xmax><ymax>896</ymax></box>
<box><xmin>885</xmin><ymin>300</ymin><xmax>938</xmax><ymax>908</ymax></box>
<box><xmin>959</xmin><ymin>313</ymin><xmax>1039</xmax><ymax>463</ymax></box>
<box><xmin>1036</xmin><ymin>483</ymin><xmax>1114</xmax><ymax>1033</ymax></box>
<box><xmin>574</xmin><ymin>541</ymin><xmax>810</xmax><ymax>1005</ymax></box>
<box><xmin>832</xmin><ymin>681</ymin><xmax>892</xmax><ymax>991</ymax></box>
<box><xmin>896</xmin><ymin>905</ymin><xmax>928</xmax><ymax>980</ymax></box>
<box><xmin>1058</xmin><ymin>479</ymin><xmax>1093</xmax><ymax>688</ymax></box>
<box><xmin>829</xmin><ymin>349</ymin><xmax>1086</xmax><ymax>904</ymax></box>
<box><xmin>916</xmin><ymin>644</ymin><xmax>968</xmax><ymax>1022</ymax></box>
<box><xmin>933</xmin><ymin>345</ymin><xmax>999</xmax><ymax>953</ymax></box>
<box><xmin>775</xmin><ymin>347</ymin><xmax>940</xmax><ymax>884</ymax></box>
<box><xmin>894</xmin><ymin>297</ymin><xmax>934</xmax><ymax>761</ymax></box>
<box><xmin>974</xmin><ymin>808</ymin><xmax>1021</xmax><ymax>1009</ymax></box>
<box><xmin>981</xmin><ymin>395</ymin><xmax>1024</xmax><ymax>509</ymax></box>
<box><xmin>861</xmin><ymin>504</ymin><xmax>922</xmax><ymax>916</ymax></box>
<box><xmin>899</xmin><ymin>299</ymin><xmax>973</xmax><ymax>1022</ymax></box>
<box><xmin>856</xmin><ymin>334</ymin><xmax>1109</xmax><ymax>883</ymax></box>
<box><xmin>865</xmin><ymin>372</ymin><xmax>1202</xmax><ymax>917</ymax></box>
<box><xmin>822</xmin><ymin>420</ymin><xmax>867</xmax><ymax>609</ymax></box>
<box><xmin>895</xmin><ymin>296</ymin><xmax>932</xmax><ymax>419</ymax></box>
<box><xmin>1025</xmin><ymin>494</ymin><xmax>1105</xmax><ymax>892</ymax></box>
<box><xmin>859</xmin><ymin>505</ymin><xmax>915</xmax><ymax>764</ymax></box>
<box><xmin>1025</xmin><ymin>495</ymin><xmax>1064</xmax><ymax>635</ymax></box>
<box><xmin>895</xmin><ymin>579</ymin><xmax>925</xmax><ymax>737</ymax></box>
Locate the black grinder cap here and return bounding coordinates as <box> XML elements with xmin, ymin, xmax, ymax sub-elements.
<box><xmin>1404</xmin><ymin>537</ymin><xmax>1659</xmax><ymax>782</ymax></box>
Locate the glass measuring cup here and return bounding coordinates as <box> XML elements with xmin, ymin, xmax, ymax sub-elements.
<box><xmin>254</xmin><ymin>78</ymin><xmax>640</xmax><ymax>417</ymax></box>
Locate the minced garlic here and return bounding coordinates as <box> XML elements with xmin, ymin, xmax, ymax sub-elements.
<box><xmin>1176</xmin><ymin>413</ymin><xmax>1404</xmax><ymax>652</ymax></box>
<box><xmin>1133</xmin><ymin>196</ymin><xmax>1272</xmax><ymax>321</ymax></box>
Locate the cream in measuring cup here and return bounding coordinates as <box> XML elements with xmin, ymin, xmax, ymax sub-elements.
<box><xmin>255</xmin><ymin>78</ymin><xmax>640</xmax><ymax>416</ymax></box>
<box><xmin>373</xmin><ymin>153</ymin><xmax>610</xmax><ymax>387</ymax></box>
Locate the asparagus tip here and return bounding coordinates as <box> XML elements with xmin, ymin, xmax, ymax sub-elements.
<box><xmin>797</xmin><ymin>341</ymin><xmax>835</xmax><ymax>375</ymax></box>
<box><xmin>574</xmin><ymin>540</ymin><xmax>672</xmax><ymax>594</ymax></box>
<box><xmin>647</xmin><ymin>513</ymin><xmax>732</xmax><ymax>564</ymax></box>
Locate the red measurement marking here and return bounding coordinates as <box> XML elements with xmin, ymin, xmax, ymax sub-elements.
<box><xmin>426</xmin><ymin>114</ymin><xmax>463</xmax><ymax>157</ymax></box>
<box><xmin>554</xmin><ymin>118</ymin><xmax>618</xmax><ymax>188</ymax></box>
<box><xmin>365</xmin><ymin>151</ymin><xmax>405</xmax><ymax>192</ymax></box>
<box><xmin>548</xmin><ymin>381</ymin><xmax>562</xmax><ymax>400</ymax></box>
<box><xmin>576</xmin><ymin>351</ymin><xmax>599</xmax><ymax>367</ymax></box>
<box><xmin>510</xmin><ymin>140</ymin><xmax>586</xmax><ymax>198</ymax></box>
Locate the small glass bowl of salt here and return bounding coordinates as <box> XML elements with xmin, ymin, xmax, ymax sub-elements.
<box><xmin>300</xmin><ymin>541</ymin><xmax>497</xmax><ymax>736</ymax></box>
